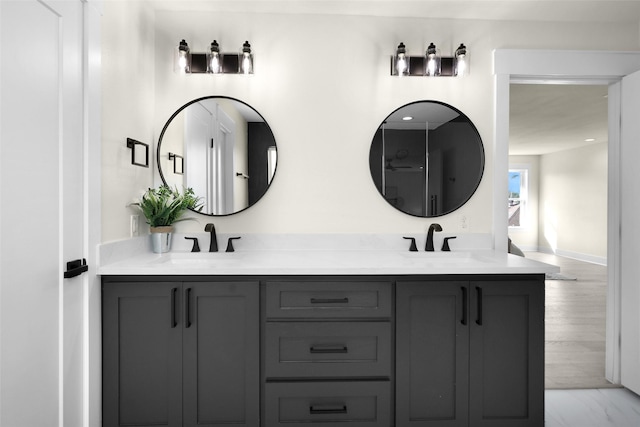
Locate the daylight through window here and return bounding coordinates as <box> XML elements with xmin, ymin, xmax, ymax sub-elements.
<box><xmin>508</xmin><ymin>169</ymin><xmax>528</xmax><ymax>227</ymax></box>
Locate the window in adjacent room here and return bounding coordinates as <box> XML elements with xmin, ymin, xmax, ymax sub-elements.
<box><xmin>508</xmin><ymin>169</ymin><xmax>528</xmax><ymax>227</ymax></box>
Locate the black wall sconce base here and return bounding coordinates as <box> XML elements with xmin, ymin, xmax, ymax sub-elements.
<box><xmin>390</xmin><ymin>56</ymin><xmax>455</xmax><ymax>76</ymax></box>
<box><xmin>189</xmin><ymin>53</ymin><xmax>242</xmax><ymax>74</ymax></box>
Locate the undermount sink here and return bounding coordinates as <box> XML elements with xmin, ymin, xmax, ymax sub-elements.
<box><xmin>152</xmin><ymin>252</ymin><xmax>243</xmax><ymax>266</ymax></box>
<box><xmin>400</xmin><ymin>251</ymin><xmax>473</xmax><ymax>260</ymax></box>
<box><xmin>397</xmin><ymin>251</ymin><xmax>503</xmax><ymax>265</ymax></box>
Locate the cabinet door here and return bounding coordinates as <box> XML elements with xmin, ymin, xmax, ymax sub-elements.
<box><xmin>183</xmin><ymin>281</ymin><xmax>260</xmax><ymax>427</ymax></box>
<box><xmin>102</xmin><ymin>281</ymin><xmax>183</xmax><ymax>427</ymax></box>
<box><xmin>396</xmin><ymin>281</ymin><xmax>470</xmax><ymax>427</ymax></box>
<box><xmin>469</xmin><ymin>280</ymin><xmax>544</xmax><ymax>427</ymax></box>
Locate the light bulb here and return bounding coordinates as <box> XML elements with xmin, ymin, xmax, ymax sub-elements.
<box><xmin>241</xmin><ymin>41</ymin><xmax>253</xmax><ymax>74</ymax></box>
<box><xmin>210</xmin><ymin>54</ymin><xmax>220</xmax><ymax>72</ymax></box>
<box><xmin>176</xmin><ymin>39</ymin><xmax>190</xmax><ymax>73</ymax></box>
<box><xmin>454</xmin><ymin>43</ymin><xmax>469</xmax><ymax>77</ymax></box>
<box><xmin>395</xmin><ymin>42</ymin><xmax>409</xmax><ymax>76</ymax></box>
<box><xmin>208</xmin><ymin>40</ymin><xmax>221</xmax><ymax>73</ymax></box>
<box><xmin>425</xmin><ymin>42</ymin><xmax>440</xmax><ymax>77</ymax></box>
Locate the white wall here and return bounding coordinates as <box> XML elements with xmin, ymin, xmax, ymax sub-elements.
<box><xmin>509</xmin><ymin>155</ymin><xmax>540</xmax><ymax>251</ymax></box>
<box><xmin>102</xmin><ymin>0</ymin><xmax>155</xmax><ymax>240</ymax></box>
<box><xmin>101</xmin><ymin>5</ymin><xmax>639</xmax><ymax>242</ymax></box>
<box><xmin>538</xmin><ymin>142</ymin><xmax>608</xmax><ymax>262</ymax></box>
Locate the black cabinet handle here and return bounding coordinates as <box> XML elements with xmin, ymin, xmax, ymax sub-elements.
<box><xmin>310</xmin><ymin>297</ymin><xmax>349</xmax><ymax>304</ymax></box>
<box><xmin>309</xmin><ymin>345</ymin><xmax>348</xmax><ymax>354</ymax></box>
<box><xmin>461</xmin><ymin>287</ymin><xmax>468</xmax><ymax>326</ymax></box>
<box><xmin>185</xmin><ymin>288</ymin><xmax>192</xmax><ymax>328</ymax></box>
<box><xmin>170</xmin><ymin>288</ymin><xmax>178</xmax><ymax>328</ymax></box>
<box><xmin>476</xmin><ymin>286</ymin><xmax>483</xmax><ymax>326</ymax></box>
<box><xmin>309</xmin><ymin>405</ymin><xmax>347</xmax><ymax>415</ymax></box>
<box><xmin>64</xmin><ymin>258</ymin><xmax>88</xmax><ymax>278</ymax></box>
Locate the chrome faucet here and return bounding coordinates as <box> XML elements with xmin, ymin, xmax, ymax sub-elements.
<box><xmin>204</xmin><ymin>223</ymin><xmax>218</xmax><ymax>252</ymax></box>
<box><xmin>426</xmin><ymin>223</ymin><xmax>442</xmax><ymax>251</ymax></box>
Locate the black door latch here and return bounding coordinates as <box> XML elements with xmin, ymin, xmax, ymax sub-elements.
<box><xmin>64</xmin><ymin>258</ymin><xmax>88</xmax><ymax>279</ymax></box>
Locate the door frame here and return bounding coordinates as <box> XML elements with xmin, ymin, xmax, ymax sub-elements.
<box><xmin>493</xmin><ymin>49</ymin><xmax>640</xmax><ymax>385</ymax></box>
<box><xmin>84</xmin><ymin>1</ymin><xmax>103</xmax><ymax>426</ymax></box>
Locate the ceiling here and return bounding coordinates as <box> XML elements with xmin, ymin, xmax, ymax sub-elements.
<box><xmin>509</xmin><ymin>84</ymin><xmax>609</xmax><ymax>155</ymax></box>
<box><xmin>148</xmin><ymin>0</ymin><xmax>640</xmax><ymax>23</ymax></box>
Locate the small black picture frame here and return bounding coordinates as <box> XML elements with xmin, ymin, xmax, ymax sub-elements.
<box><xmin>126</xmin><ymin>138</ymin><xmax>149</xmax><ymax>168</ymax></box>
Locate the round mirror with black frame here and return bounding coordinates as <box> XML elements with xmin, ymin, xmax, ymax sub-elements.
<box><xmin>369</xmin><ymin>100</ymin><xmax>484</xmax><ymax>217</ymax></box>
<box><xmin>157</xmin><ymin>96</ymin><xmax>277</xmax><ymax>216</ymax></box>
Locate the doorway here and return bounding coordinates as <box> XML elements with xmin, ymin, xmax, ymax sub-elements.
<box><xmin>508</xmin><ymin>83</ymin><xmax>610</xmax><ymax>389</ymax></box>
<box><xmin>494</xmin><ymin>49</ymin><xmax>640</xmax><ymax>394</ymax></box>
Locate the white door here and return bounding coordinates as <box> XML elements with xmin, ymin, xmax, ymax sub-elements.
<box><xmin>620</xmin><ymin>68</ymin><xmax>640</xmax><ymax>394</ymax></box>
<box><xmin>186</xmin><ymin>102</ymin><xmax>214</xmax><ymax>212</ymax></box>
<box><xmin>1</xmin><ymin>1</ymin><xmax>87</xmax><ymax>426</ymax></box>
<box><xmin>216</xmin><ymin>107</ymin><xmax>235</xmax><ymax>214</ymax></box>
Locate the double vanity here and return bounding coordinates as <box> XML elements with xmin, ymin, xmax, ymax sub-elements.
<box><xmin>102</xmin><ymin>96</ymin><xmax>555</xmax><ymax>426</ymax></box>
<box><xmin>99</xmin><ymin>235</ymin><xmax>556</xmax><ymax>427</ymax></box>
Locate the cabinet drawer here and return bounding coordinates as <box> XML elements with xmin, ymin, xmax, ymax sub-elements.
<box><xmin>265</xmin><ymin>281</ymin><xmax>392</xmax><ymax>319</ymax></box>
<box><xmin>265</xmin><ymin>322</ymin><xmax>391</xmax><ymax>378</ymax></box>
<box><xmin>265</xmin><ymin>381</ymin><xmax>390</xmax><ymax>427</ymax></box>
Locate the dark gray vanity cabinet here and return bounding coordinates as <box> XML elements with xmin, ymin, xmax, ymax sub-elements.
<box><xmin>102</xmin><ymin>274</ymin><xmax>544</xmax><ymax>427</ymax></box>
<box><xmin>396</xmin><ymin>278</ymin><xmax>544</xmax><ymax>427</ymax></box>
<box><xmin>102</xmin><ymin>278</ymin><xmax>260</xmax><ymax>427</ymax></box>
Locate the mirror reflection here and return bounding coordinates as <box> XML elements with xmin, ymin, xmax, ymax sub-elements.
<box><xmin>158</xmin><ymin>96</ymin><xmax>277</xmax><ymax>216</ymax></box>
<box><xmin>369</xmin><ymin>100</ymin><xmax>484</xmax><ymax>217</ymax></box>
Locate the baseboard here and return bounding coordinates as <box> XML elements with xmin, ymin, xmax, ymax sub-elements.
<box><xmin>537</xmin><ymin>247</ymin><xmax>607</xmax><ymax>266</ymax></box>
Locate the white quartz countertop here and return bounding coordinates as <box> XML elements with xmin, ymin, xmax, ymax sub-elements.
<box><xmin>97</xmin><ymin>248</ymin><xmax>559</xmax><ymax>276</ymax></box>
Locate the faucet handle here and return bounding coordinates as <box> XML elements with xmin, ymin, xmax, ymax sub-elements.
<box><xmin>226</xmin><ymin>237</ymin><xmax>241</xmax><ymax>253</ymax></box>
<box><xmin>442</xmin><ymin>236</ymin><xmax>457</xmax><ymax>252</ymax></box>
<box><xmin>184</xmin><ymin>237</ymin><xmax>200</xmax><ymax>252</ymax></box>
<box><xmin>403</xmin><ymin>237</ymin><xmax>418</xmax><ymax>252</ymax></box>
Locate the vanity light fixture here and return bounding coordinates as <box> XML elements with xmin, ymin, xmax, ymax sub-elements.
<box><xmin>390</xmin><ymin>42</ymin><xmax>469</xmax><ymax>77</ymax></box>
<box><xmin>168</xmin><ymin>152</ymin><xmax>184</xmax><ymax>175</ymax></box>
<box><xmin>174</xmin><ymin>39</ymin><xmax>255</xmax><ymax>75</ymax></box>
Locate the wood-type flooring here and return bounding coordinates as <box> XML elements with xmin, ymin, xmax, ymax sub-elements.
<box><xmin>525</xmin><ymin>251</ymin><xmax>614</xmax><ymax>389</ymax></box>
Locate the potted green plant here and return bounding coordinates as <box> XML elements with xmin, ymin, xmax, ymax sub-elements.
<box><xmin>135</xmin><ymin>185</ymin><xmax>203</xmax><ymax>253</ymax></box>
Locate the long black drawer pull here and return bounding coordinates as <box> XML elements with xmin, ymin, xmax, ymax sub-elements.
<box><xmin>476</xmin><ymin>286</ymin><xmax>483</xmax><ymax>326</ymax></box>
<box><xmin>309</xmin><ymin>345</ymin><xmax>348</xmax><ymax>354</ymax></box>
<box><xmin>461</xmin><ymin>287</ymin><xmax>468</xmax><ymax>326</ymax></box>
<box><xmin>310</xmin><ymin>297</ymin><xmax>349</xmax><ymax>304</ymax></box>
<box><xmin>185</xmin><ymin>288</ymin><xmax>192</xmax><ymax>328</ymax></box>
<box><xmin>309</xmin><ymin>405</ymin><xmax>348</xmax><ymax>415</ymax></box>
<box><xmin>170</xmin><ymin>288</ymin><xmax>178</xmax><ymax>328</ymax></box>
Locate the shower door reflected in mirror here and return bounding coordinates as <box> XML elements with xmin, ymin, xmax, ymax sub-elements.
<box><xmin>158</xmin><ymin>96</ymin><xmax>277</xmax><ymax>216</ymax></box>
